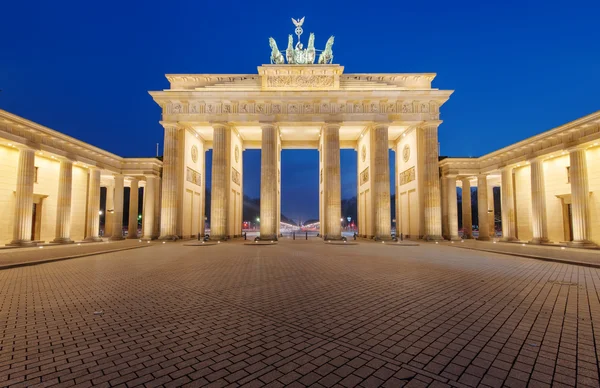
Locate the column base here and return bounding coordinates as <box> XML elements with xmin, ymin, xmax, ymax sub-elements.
<box><xmin>159</xmin><ymin>235</ymin><xmax>179</xmax><ymax>241</ymax></box>
<box><xmin>109</xmin><ymin>236</ymin><xmax>125</xmax><ymax>241</ymax></box>
<box><xmin>449</xmin><ymin>235</ymin><xmax>462</xmax><ymax>241</ymax></box>
<box><xmin>323</xmin><ymin>234</ymin><xmax>345</xmax><ymax>241</ymax></box>
<box><xmin>462</xmin><ymin>234</ymin><xmax>474</xmax><ymax>239</ymax></box>
<box><xmin>476</xmin><ymin>236</ymin><xmax>491</xmax><ymax>241</ymax></box>
<box><xmin>500</xmin><ymin>236</ymin><xmax>519</xmax><ymax>242</ymax></box>
<box><xmin>424</xmin><ymin>235</ymin><xmax>444</xmax><ymax>242</ymax></box>
<box><xmin>126</xmin><ymin>235</ymin><xmax>139</xmax><ymax>240</ymax></box>
<box><xmin>141</xmin><ymin>236</ymin><xmax>155</xmax><ymax>241</ymax></box>
<box><xmin>84</xmin><ymin>236</ymin><xmax>103</xmax><ymax>242</ymax></box>
<box><xmin>51</xmin><ymin>238</ymin><xmax>74</xmax><ymax>244</ymax></box>
<box><xmin>530</xmin><ymin>238</ymin><xmax>550</xmax><ymax>245</ymax></box>
<box><xmin>373</xmin><ymin>235</ymin><xmax>393</xmax><ymax>241</ymax></box>
<box><xmin>568</xmin><ymin>240</ymin><xmax>598</xmax><ymax>249</ymax></box>
<box><xmin>6</xmin><ymin>240</ymin><xmax>37</xmax><ymax>247</ymax></box>
<box><xmin>257</xmin><ymin>235</ymin><xmax>277</xmax><ymax>241</ymax></box>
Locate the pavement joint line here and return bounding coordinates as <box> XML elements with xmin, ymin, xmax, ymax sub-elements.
<box><xmin>447</xmin><ymin>244</ymin><xmax>600</xmax><ymax>268</ymax></box>
<box><xmin>0</xmin><ymin>244</ymin><xmax>152</xmax><ymax>271</ymax></box>
<box><xmin>165</xmin><ymin>276</ymin><xmax>454</xmax><ymax>385</ymax></box>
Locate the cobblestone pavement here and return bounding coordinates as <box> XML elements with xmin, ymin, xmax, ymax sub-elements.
<box><xmin>1</xmin><ymin>240</ymin><xmax>599</xmax><ymax>387</ymax></box>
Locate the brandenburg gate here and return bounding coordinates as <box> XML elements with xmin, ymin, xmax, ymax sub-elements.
<box><xmin>149</xmin><ymin>19</ymin><xmax>453</xmax><ymax>241</ymax></box>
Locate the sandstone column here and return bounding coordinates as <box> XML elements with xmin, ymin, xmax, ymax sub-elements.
<box><xmin>446</xmin><ymin>175</ymin><xmax>460</xmax><ymax>240</ymax></box>
<box><xmin>159</xmin><ymin>123</ymin><xmax>179</xmax><ymax>240</ymax></box>
<box><xmin>323</xmin><ymin>123</ymin><xmax>342</xmax><ymax>240</ymax></box>
<box><xmin>127</xmin><ymin>178</ymin><xmax>139</xmax><ymax>239</ymax></box>
<box><xmin>530</xmin><ymin>158</ymin><xmax>549</xmax><ymax>244</ymax></box>
<box><xmin>477</xmin><ymin>175</ymin><xmax>490</xmax><ymax>241</ymax></box>
<box><xmin>10</xmin><ymin>148</ymin><xmax>36</xmax><ymax>246</ymax></box>
<box><xmin>52</xmin><ymin>159</ymin><xmax>74</xmax><ymax>243</ymax></box>
<box><xmin>153</xmin><ymin>176</ymin><xmax>161</xmax><ymax>239</ymax></box>
<box><xmin>441</xmin><ymin>174</ymin><xmax>449</xmax><ymax>239</ymax></box>
<box><xmin>461</xmin><ymin>178</ymin><xmax>473</xmax><ymax>238</ymax></box>
<box><xmin>420</xmin><ymin>122</ymin><xmax>443</xmax><ymax>240</ymax></box>
<box><xmin>84</xmin><ymin>168</ymin><xmax>102</xmax><ymax>241</ymax></box>
<box><xmin>500</xmin><ymin>166</ymin><xmax>517</xmax><ymax>241</ymax></box>
<box><xmin>260</xmin><ymin>123</ymin><xmax>279</xmax><ymax>240</ymax></box>
<box><xmin>142</xmin><ymin>175</ymin><xmax>156</xmax><ymax>240</ymax></box>
<box><xmin>487</xmin><ymin>183</ymin><xmax>496</xmax><ymax>238</ymax></box>
<box><xmin>110</xmin><ymin>174</ymin><xmax>124</xmax><ymax>240</ymax></box>
<box><xmin>372</xmin><ymin>124</ymin><xmax>391</xmax><ymax>240</ymax></box>
<box><xmin>105</xmin><ymin>183</ymin><xmax>114</xmax><ymax>237</ymax></box>
<box><xmin>568</xmin><ymin>148</ymin><xmax>595</xmax><ymax>247</ymax></box>
<box><xmin>210</xmin><ymin>123</ymin><xmax>229</xmax><ymax>240</ymax></box>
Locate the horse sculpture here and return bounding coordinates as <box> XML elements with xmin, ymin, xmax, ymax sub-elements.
<box><xmin>269</xmin><ymin>37</ymin><xmax>285</xmax><ymax>64</ymax></box>
<box><xmin>286</xmin><ymin>35</ymin><xmax>294</xmax><ymax>64</ymax></box>
<box><xmin>318</xmin><ymin>36</ymin><xmax>334</xmax><ymax>64</ymax></box>
<box><xmin>306</xmin><ymin>33</ymin><xmax>316</xmax><ymax>64</ymax></box>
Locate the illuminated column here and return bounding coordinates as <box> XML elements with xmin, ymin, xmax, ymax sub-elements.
<box><xmin>372</xmin><ymin>124</ymin><xmax>391</xmax><ymax>240</ymax></box>
<box><xmin>159</xmin><ymin>123</ymin><xmax>179</xmax><ymax>240</ymax></box>
<box><xmin>52</xmin><ymin>159</ymin><xmax>74</xmax><ymax>243</ymax></box>
<box><xmin>461</xmin><ymin>178</ymin><xmax>473</xmax><ymax>239</ymax></box>
<box><xmin>153</xmin><ymin>176</ymin><xmax>161</xmax><ymax>239</ymax></box>
<box><xmin>84</xmin><ymin>168</ymin><xmax>102</xmax><ymax>241</ymax></box>
<box><xmin>110</xmin><ymin>174</ymin><xmax>125</xmax><ymax>240</ymax></box>
<box><xmin>322</xmin><ymin>123</ymin><xmax>342</xmax><ymax>240</ymax></box>
<box><xmin>441</xmin><ymin>174</ymin><xmax>449</xmax><ymax>239</ymax></box>
<box><xmin>568</xmin><ymin>148</ymin><xmax>595</xmax><ymax>247</ymax></box>
<box><xmin>210</xmin><ymin>123</ymin><xmax>229</xmax><ymax>240</ymax></box>
<box><xmin>105</xmin><ymin>183</ymin><xmax>114</xmax><ymax>237</ymax></box>
<box><xmin>446</xmin><ymin>175</ymin><xmax>460</xmax><ymax>240</ymax></box>
<box><xmin>420</xmin><ymin>122</ymin><xmax>443</xmax><ymax>240</ymax></box>
<box><xmin>477</xmin><ymin>174</ymin><xmax>490</xmax><ymax>241</ymax></box>
<box><xmin>487</xmin><ymin>183</ymin><xmax>495</xmax><ymax>238</ymax></box>
<box><xmin>127</xmin><ymin>178</ymin><xmax>139</xmax><ymax>239</ymax></box>
<box><xmin>530</xmin><ymin>158</ymin><xmax>549</xmax><ymax>244</ymax></box>
<box><xmin>260</xmin><ymin>123</ymin><xmax>279</xmax><ymax>240</ymax></box>
<box><xmin>9</xmin><ymin>148</ymin><xmax>36</xmax><ymax>246</ymax></box>
<box><xmin>500</xmin><ymin>166</ymin><xmax>517</xmax><ymax>241</ymax></box>
<box><xmin>141</xmin><ymin>176</ymin><xmax>156</xmax><ymax>240</ymax></box>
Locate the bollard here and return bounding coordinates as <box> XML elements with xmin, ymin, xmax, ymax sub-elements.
<box><xmin>293</xmin><ymin>231</ymin><xmax>295</xmax><ymax>240</ymax></box>
<box><xmin>305</xmin><ymin>231</ymin><xmax>308</xmax><ymax>240</ymax></box>
<box><xmin>244</xmin><ymin>232</ymin><xmax>247</xmax><ymax>240</ymax></box>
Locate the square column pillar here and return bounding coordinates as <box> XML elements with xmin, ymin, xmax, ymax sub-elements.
<box><xmin>110</xmin><ymin>174</ymin><xmax>125</xmax><ymax>240</ymax></box>
<box><xmin>159</xmin><ymin>123</ymin><xmax>179</xmax><ymax>240</ymax></box>
<box><xmin>461</xmin><ymin>178</ymin><xmax>473</xmax><ymax>239</ymax></box>
<box><xmin>127</xmin><ymin>178</ymin><xmax>139</xmax><ymax>239</ymax></box>
<box><xmin>210</xmin><ymin>123</ymin><xmax>230</xmax><ymax>240</ymax></box>
<box><xmin>84</xmin><ymin>168</ymin><xmax>102</xmax><ymax>241</ymax></box>
<box><xmin>9</xmin><ymin>148</ymin><xmax>36</xmax><ymax>246</ymax></box>
<box><xmin>446</xmin><ymin>175</ymin><xmax>460</xmax><ymax>240</ymax></box>
<box><xmin>52</xmin><ymin>159</ymin><xmax>74</xmax><ymax>243</ymax></box>
<box><xmin>530</xmin><ymin>158</ymin><xmax>550</xmax><ymax>244</ymax></box>
<box><xmin>500</xmin><ymin>166</ymin><xmax>517</xmax><ymax>241</ymax></box>
<box><xmin>477</xmin><ymin>175</ymin><xmax>490</xmax><ymax>241</ymax></box>
<box><xmin>568</xmin><ymin>148</ymin><xmax>596</xmax><ymax>247</ymax></box>
<box><xmin>321</xmin><ymin>123</ymin><xmax>342</xmax><ymax>240</ymax></box>
<box><xmin>142</xmin><ymin>175</ymin><xmax>156</xmax><ymax>240</ymax></box>
<box><xmin>259</xmin><ymin>123</ymin><xmax>279</xmax><ymax>240</ymax></box>
<box><xmin>419</xmin><ymin>122</ymin><xmax>443</xmax><ymax>241</ymax></box>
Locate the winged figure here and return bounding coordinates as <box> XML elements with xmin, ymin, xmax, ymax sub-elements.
<box><xmin>291</xmin><ymin>17</ymin><xmax>305</xmax><ymax>27</ymax></box>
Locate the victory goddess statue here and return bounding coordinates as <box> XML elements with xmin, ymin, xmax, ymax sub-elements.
<box><xmin>268</xmin><ymin>17</ymin><xmax>334</xmax><ymax>65</ymax></box>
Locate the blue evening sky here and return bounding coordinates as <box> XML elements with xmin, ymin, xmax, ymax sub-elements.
<box><xmin>1</xmin><ymin>0</ymin><xmax>598</xmax><ymax>220</ymax></box>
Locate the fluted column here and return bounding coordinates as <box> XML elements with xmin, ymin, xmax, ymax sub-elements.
<box><xmin>447</xmin><ymin>175</ymin><xmax>460</xmax><ymax>240</ymax></box>
<box><xmin>153</xmin><ymin>176</ymin><xmax>161</xmax><ymax>239</ymax></box>
<box><xmin>110</xmin><ymin>174</ymin><xmax>124</xmax><ymax>240</ymax></box>
<box><xmin>530</xmin><ymin>158</ymin><xmax>549</xmax><ymax>244</ymax></box>
<box><xmin>323</xmin><ymin>123</ymin><xmax>342</xmax><ymax>240</ymax></box>
<box><xmin>372</xmin><ymin>124</ymin><xmax>391</xmax><ymax>240</ymax></box>
<box><xmin>10</xmin><ymin>148</ymin><xmax>36</xmax><ymax>246</ymax></box>
<box><xmin>461</xmin><ymin>178</ymin><xmax>473</xmax><ymax>238</ymax></box>
<box><xmin>159</xmin><ymin>123</ymin><xmax>179</xmax><ymax>240</ymax></box>
<box><xmin>441</xmin><ymin>175</ymin><xmax>449</xmax><ymax>239</ymax></box>
<box><xmin>105</xmin><ymin>184</ymin><xmax>114</xmax><ymax>237</ymax></box>
<box><xmin>52</xmin><ymin>159</ymin><xmax>74</xmax><ymax>243</ymax></box>
<box><xmin>142</xmin><ymin>176</ymin><xmax>156</xmax><ymax>240</ymax></box>
<box><xmin>487</xmin><ymin>183</ymin><xmax>496</xmax><ymax>239</ymax></box>
<box><xmin>84</xmin><ymin>168</ymin><xmax>102</xmax><ymax>241</ymax></box>
<box><xmin>260</xmin><ymin>123</ymin><xmax>279</xmax><ymax>240</ymax></box>
<box><xmin>420</xmin><ymin>122</ymin><xmax>443</xmax><ymax>240</ymax></box>
<box><xmin>210</xmin><ymin>124</ymin><xmax>229</xmax><ymax>240</ymax></box>
<box><xmin>500</xmin><ymin>167</ymin><xmax>517</xmax><ymax>241</ymax></box>
<box><xmin>127</xmin><ymin>178</ymin><xmax>139</xmax><ymax>239</ymax></box>
<box><xmin>477</xmin><ymin>175</ymin><xmax>490</xmax><ymax>241</ymax></box>
<box><xmin>569</xmin><ymin>148</ymin><xmax>595</xmax><ymax>247</ymax></box>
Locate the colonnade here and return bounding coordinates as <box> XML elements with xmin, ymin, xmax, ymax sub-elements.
<box><xmin>445</xmin><ymin>147</ymin><xmax>595</xmax><ymax>247</ymax></box>
<box><xmin>8</xmin><ymin>146</ymin><xmax>160</xmax><ymax>246</ymax></box>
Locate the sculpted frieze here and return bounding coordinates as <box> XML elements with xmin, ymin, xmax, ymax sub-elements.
<box><xmin>266</xmin><ymin>75</ymin><xmax>334</xmax><ymax>89</ymax></box>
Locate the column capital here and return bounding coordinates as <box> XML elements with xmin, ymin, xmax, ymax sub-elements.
<box><xmin>259</xmin><ymin>121</ymin><xmax>278</xmax><ymax>130</ymax></box>
<box><xmin>322</xmin><ymin>122</ymin><xmax>341</xmax><ymax>130</ymax></box>
<box><xmin>418</xmin><ymin>120</ymin><xmax>443</xmax><ymax>130</ymax></box>
<box><xmin>566</xmin><ymin>144</ymin><xmax>588</xmax><ymax>153</ymax></box>
<box><xmin>527</xmin><ymin>154</ymin><xmax>547</xmax><ymax>163</ymax></box>
<box><xmin>371</xmin><ymin>122</ymin><xmax>390</xmax><ymax>130</ymax></box>
<box><xmin>444</xmin><ymin>173</ymin><xmax>458</xmax><ymax>179</ymax></box>
<box><xmin>159</xmin><ymin>121</ymin><xmax>180</xmax><ymax>130</ymax></box>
